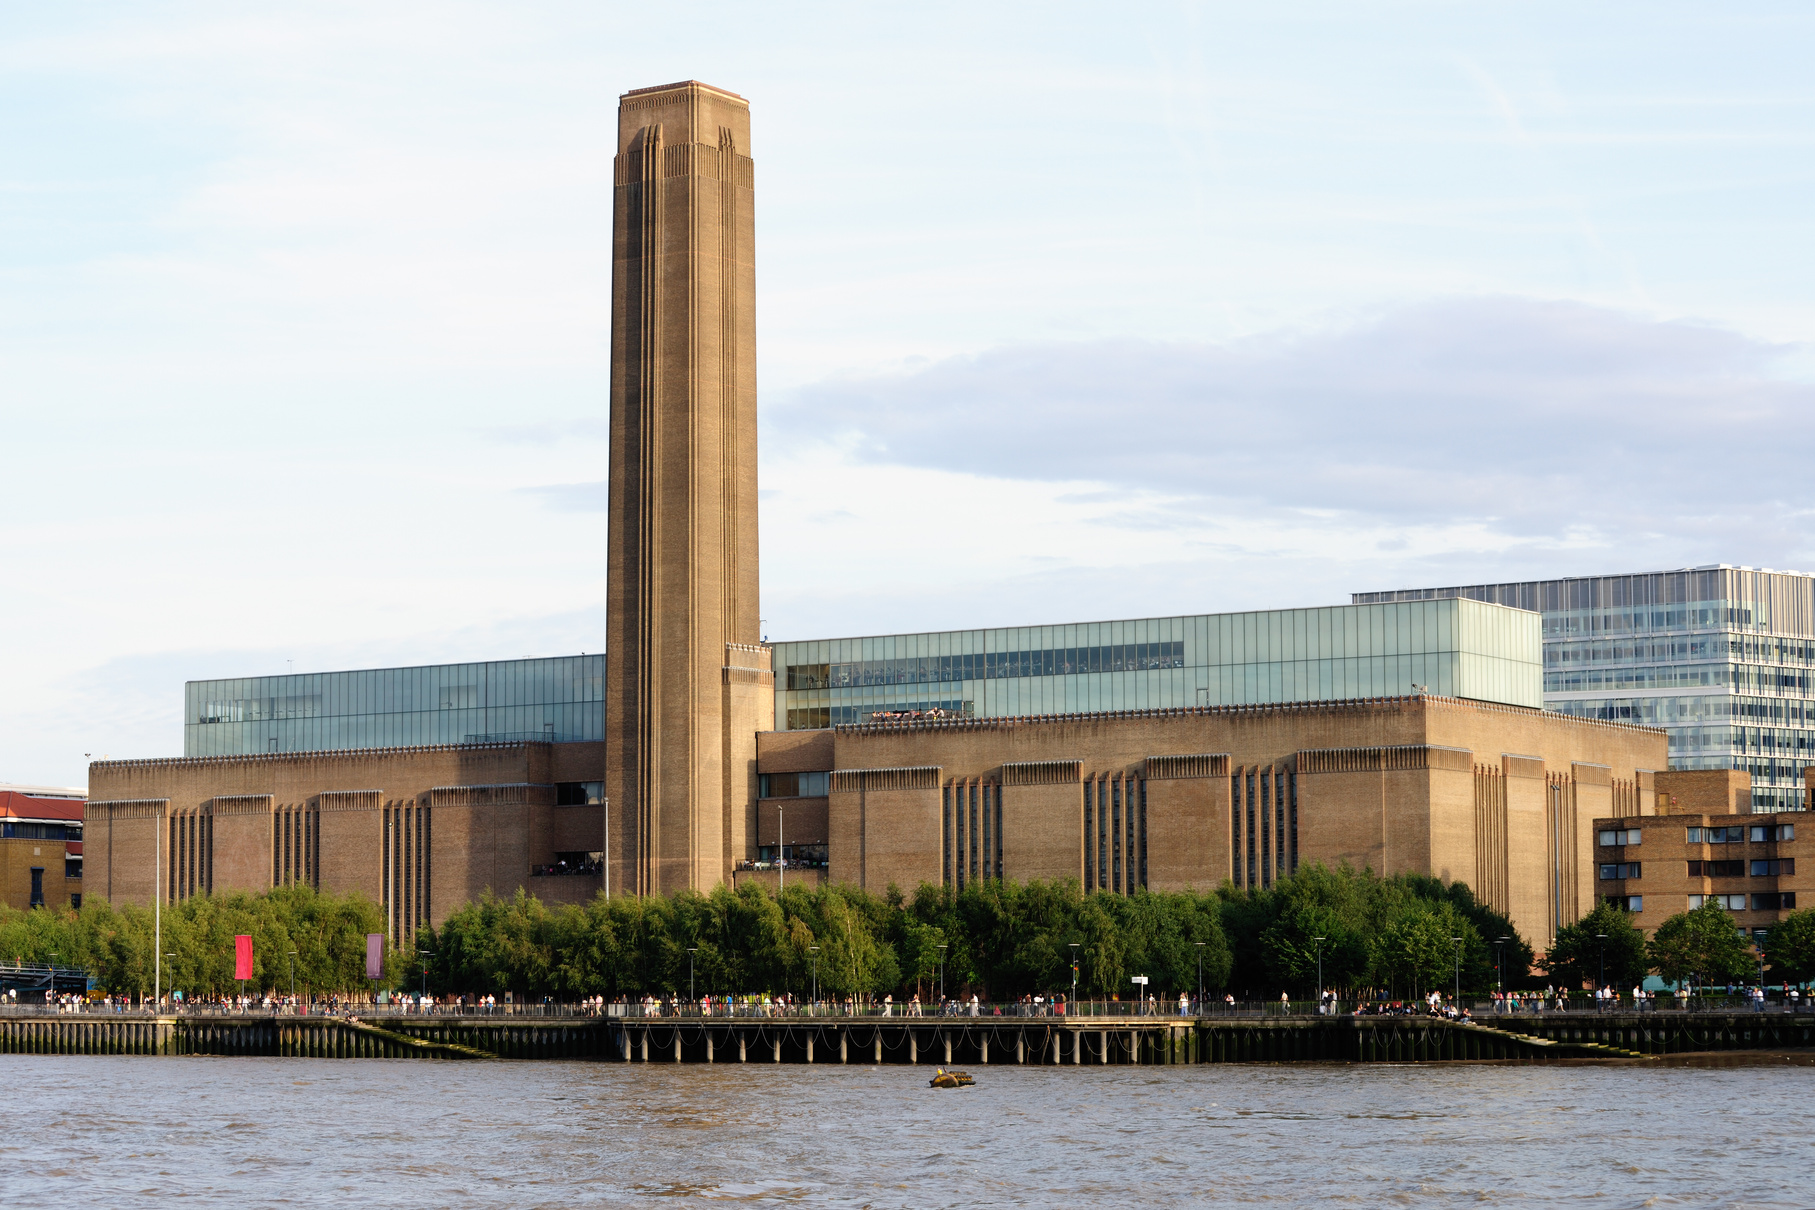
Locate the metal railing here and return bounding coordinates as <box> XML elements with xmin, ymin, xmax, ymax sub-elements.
<box><xmin>0</xmin><ymin>994</ymin><xmax>1804</xmax><ymax>1020</ymax></box>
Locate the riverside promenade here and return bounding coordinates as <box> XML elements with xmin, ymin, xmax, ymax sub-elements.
<box><xmin>1</xmin><ymin>1004</ymin><xmax>1810</xmax><ymax>1063</ymax></box>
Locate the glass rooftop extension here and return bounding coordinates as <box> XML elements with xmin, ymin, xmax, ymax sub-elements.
<box><xmin>770</xmin><ymin>597</ymin><xmax>1541</xmax><ymax>731</ymax></box>
<box><xmin>185</xmin><ymin>655</ymin><xmax>604</xmax><ymax>757</ymax></box>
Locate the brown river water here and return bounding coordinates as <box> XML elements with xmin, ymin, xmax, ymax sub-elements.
<box><xmin>2</xmin><ymin>1054</ymin><xmax>1810</xmax><ymax>1206</ymax></box>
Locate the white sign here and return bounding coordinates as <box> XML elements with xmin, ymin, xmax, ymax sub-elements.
<box><xmin>1130</xmin><ymin>976</ymin><xmax>1149</xmax><ymax>986</ymax></box>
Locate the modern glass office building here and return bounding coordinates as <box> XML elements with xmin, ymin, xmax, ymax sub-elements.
<box><xmin>1355</xmin><ymin>567</ymin><xmax>1815</xmax><ymax>812</ymax></box>
<box><xmin>185</xmin><ymin>655</ymin><xmax>605</xmax><ymax>757</ymax></box>
<box><xmin>770</xmin><ymin>597</ymin><xmax>1541</xmax><ymax>731</ymax></box>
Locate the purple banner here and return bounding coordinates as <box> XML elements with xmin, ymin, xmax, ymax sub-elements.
<box><xmin>366</xmin><ymin>933</ymin><xmax>384</xmax><ymax>980</ymax></box>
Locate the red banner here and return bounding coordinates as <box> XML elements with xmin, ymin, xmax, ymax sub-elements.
<box><xmin>234</xmin><ymin>934</ymin><xmax>253</xmax><ymax>981</ymax></box>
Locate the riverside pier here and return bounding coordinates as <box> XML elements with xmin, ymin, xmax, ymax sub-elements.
<box><xmin>2</xmin><ymin>1009</ymin><xmax>1811</xmax><ymax>1063</ymax></box>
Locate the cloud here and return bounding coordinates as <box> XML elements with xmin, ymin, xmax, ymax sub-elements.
<box><xmin>769</xmin><ymin>298</ymin><xmax>1815</xmax><ymax>563</ymax></box>
<box><xmin>518</xmin><ymin>480</ymin><xmax>608</xmax><ymax>512</ymax></box>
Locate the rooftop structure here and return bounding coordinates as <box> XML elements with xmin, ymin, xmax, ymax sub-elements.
<box><xmin>1356</xmin><ymin>566</ymin><xmax>1815</xmax><ymax>812</ymax></box>
<box><xmin>184</xmin><ymin>655</ymin><xmax>604</xmax><ymax>757</ymax></box>
<box><xmin>771</xmin><ymin>597</ymin><xmax>1542</xmax><ymax>731</ymax></box>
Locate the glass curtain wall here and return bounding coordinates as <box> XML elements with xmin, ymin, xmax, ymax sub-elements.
<box><xmin>185</xmin><ymin>655</ymin><xmax>605</xmax><ymax>756</ymax></box>
<box><xmin>772</xmin><ymin>598</ymin><xmax>1540</xmax><ymax>732</ymax></box>
<box><xmin>1356</xmin><ymin>567</ymin><xmax>1815</xmax><ymax>812</ymax></box>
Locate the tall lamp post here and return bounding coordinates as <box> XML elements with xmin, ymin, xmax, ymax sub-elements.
<box><xmin>1494</xmin><ymin>936</ymin><xmax>1507</xmax><ymax>994</ymax></box>
<box><xmin>154</xmin><ymin>812</ymin><xmax>162</xmax><ymax>1008</ymax></box>
<box><xmin>809</xmin><ymin>945</ymin><xmax>820</xmax><ymax>1010</ymax></box>
<box><xmin>777</xmin><ymin>801</ymin><xmax>785</xmax><ymax>892</ymax></box>
<box><xmin>1595</xmin><ymin>933</ymin><xmax>1608</xmax><ymax>1011</ymax></box>
<box><xmin>688</xmin><ymin>947</ymin><xmax>697</xmax><ymax>1007</ymax></box>
<box><xmin>1314</xmin><ymin>936</ymin><xmax>1326</xmax><ymax>1013</ymax></box>
<box><xmin>1450</xmin><ymin>936</ymin><xmax>1462</xmax><ymax>1007</ymax></box>
<box><xmin>417</xmin><ymin>950</ymin><xmax>430</xmax><ymax>1001</ymax></box>
<box><xmin>1068</xmin><ymin>942</ymin><xmax>1080</xmax><ymax>1011</ymax></box>
<box><xmin>287</xmin><ymin>950</ymin><xmax>298</xmax><ymax>1002</ymax></box>
<box><xmin>1194</xmin><ymin>941</ymin><xmax>1205</xmax><ymax>1013</ymax></box>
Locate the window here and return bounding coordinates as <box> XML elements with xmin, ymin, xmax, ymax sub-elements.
<box><xmin>1598</xmin><ymin>828</ymin><xmax>1642</xmax><ymax>847</ymax></box>
<box><xmin>1750</xmin><ymin>859</ymin><xmax>1794</xmax><ymax>877</ymax></box>
<box><xmin>1689</xmin><ymin>894</ymin><xmax>1747</xmax><ymax>910</ymax></box>
<box><xmin>1750</xmin><ymin>824</ymin><xmax>1795</xmax><ymax>842</ymax></box>
<box><xmin>1598</xmin><ymin>863</ymin><xmax>1641</xmax><ymax>880</ymax></box>
<box><xmin>758</xmin><ymin>771</ymin><xmax>829</xmax><ymax>798</ymax></box>
<box><xmin>1602</xmin><ymin>895</ymin><xmax>1642</xmax><ymax>912</ymax></box>
<box><xmin>555</xmin><ymin>781</ymin><xmax>604</xmax><ymax>806</ymax></box>
<box><xmin>69</xmin><ymin>894</ymin><xmax>81</xmax><ymax>911</ymax></box>
<box><xmin>1687</xmin><ymin>826</ymin><xmax>1745</xmax><ymax>844</ymax></box>
<box><xmin>1689</xmin><ymin>860</ymin><xmax>1745</xmax><ymax>877</ymax></box>
<box><xmin>1</xmin><ymin>822</ymin><xmax>71</xmax><ymax>841</ymax></box>
<box><xmin>1751</xmin><ymin>893</ymin><xmax>1797</xmax><ymax>911</ymax></box>
<box><xmin>29</xmin><ymin>867</ymin><xmax>43</xmax><ymax>908</ymax></box>
<box><xmin>64</xmin><ymin>859</ymin><xmax>81</xmax><ymax>879</ymax></box>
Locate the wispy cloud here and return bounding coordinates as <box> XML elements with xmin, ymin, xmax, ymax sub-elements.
<box><xmin>769</xmin><ymin>298</ymin><xmax>1815</xmax><ymax>566</ymax></box>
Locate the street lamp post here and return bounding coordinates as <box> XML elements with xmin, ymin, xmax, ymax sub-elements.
<box><xmin>1494</xmin><ymin>936</ymin><xmax>1507</xmax><ymax>994</ymax></box>
<box><xmin>154</xmin><ymin>813</ymin><xmax>162</xmax><ymax>1008</ymax></box>
<box><xmin>1068</xmin><ymin>942</ymin><xmax>1080</xmax><ymax>1011</ymax></box>
<box><xmin>1450</xmin><ymin>936</ymin><xmax>1462</xmax><ymax>1007</ymax></box>
<box><xmin>777</xmin><ymin>802</ymin><xmax>785</xmax><ymax>892</ymax></box>
<box><xmin>417</xmin><ymin>950</ymin><xmax>430</xmax><ymax>1002</ymax></box>
<box><xmin>1194</xmin><ymin>941</ymin><xmax>1205</xmax><ymax>1013</ymax></box>
<box><xmin>1595</xmin><ymin>933</ymin><xmax>1608</xmax><ymax>1011</ymax></box>
<box><xmin>287</xmin><ymin>950</ymin><xmax>298</xmax><ymax>1002</ymax></box>
<box><xmin>937</xmin><ymin>944</ymin><xmax>948</xmax><ymax>1005</ymax></box>
<box><xmin>1314</xmin><ymin>936</ymin><xmax>1326</xmax><ymax>1013</ymax></box>
<box><xmin>688</xmin><ymin>947</ymin><xmax>697</xmax><ymax>1007</ymax></box>
<box><xmin>809</xmin><ymin>945</ymin><xmax>820</xmax><ymax>1010</ymax></box>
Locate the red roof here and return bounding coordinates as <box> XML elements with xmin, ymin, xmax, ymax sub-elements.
<box><xmin>0</xmin><ymin>792</ymin><xmax>84</xmax><ymax>822</ymax></box>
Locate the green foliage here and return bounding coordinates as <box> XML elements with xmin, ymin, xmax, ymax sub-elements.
<box><xmin>0</xmin><ymin>887</ymin><xmax>391</xmax><ymax>996</ymax></box>
<box><xmin>1764</xmin><ymin>909</ymin><xmax>1815</xmax><ymax>985</ymax></box>
<box><xmin>1545</xmin><ymin>901</ymin><xmax>1649</xmax><ymax>990</ymax></box>
<box><xmin>1647</xmin><ymin>901</ymin><xmax>1758</xmax><ymax>988</ymax></box>
<box><xmin>1217</xmin><ymin>864</ymin><xmax>1519</xmax><ymax>997</ymax></box>
<box><xmin>39</xmin><ymin>867</ymin><xmax>1527</xmax><ymax>1001</ymax></box>
<box><xmin>411</xmin><ymin>869</ymin><xmax>1524</xmax><ymax>1000</ymax></box>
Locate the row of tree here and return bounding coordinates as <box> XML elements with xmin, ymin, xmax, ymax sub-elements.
<box><xmin>424</xmin><ymin>864</ymin><xmax>1539</xmax><ymax>1001</ymax></box>
<box><xmin>0</xmin><ymin>887</ymin><xmax>392</xmax><ymax>997</ymax></box>
<box><xmin>1547</xmin><ymin>898</ymin><xmax>1815</xmax><ymax>991</ymax></box>
<box><xmin>4</xmin><ymin>866</ymin><xmax>1811</xmax><ymax>999</ymax></box>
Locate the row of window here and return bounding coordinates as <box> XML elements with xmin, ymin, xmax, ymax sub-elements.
<box><xmin>1597</xmin><ymin>824</ymin><xmax>1797</xmax><ymax>849</ymax></box>
<box><xmin>1691</xmin><ymin>893</ymin><xmax>1798</xmax><ymax>911</ymax></box>
<box><xmin>1540</xmin><ymin>603</ymin><xmax>1763</xmax><ymax>637</ymax></box>
<box><xmin>1599</xmin><ymin>859</ymin><xmax>1797</xmax><ymax>880</ymax></box>
<box><xmin>785</xmin><ymin>642</ymin><xmax>1188</xmax><ymax>691</ymax></box>
<box><xmin>1</xmin><ymin>822</ymin><xmax>81</xmax><ymax>842</ymax></box>
<box><xmin>1602</xmin><ymin>893</ymin><xmax>1801</xmax><ymax>913</ymax></box>
<box><xmin>1686</xmin><ymin>824</ymin><xmax>1795</xmax><ymax>844</ymax></box>
<box><xmin>1547</xmin><ymin>635</ymin><xmax>1815</xmax><ymax>668</ymax></box>
<box><xmin>758</xmin><ymin>772</ymin><xmax>830</xmax><ymax>799</ymax></box>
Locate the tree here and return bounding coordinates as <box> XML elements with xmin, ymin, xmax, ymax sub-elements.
<box><xmin>1545</xmin><ymin>901</ymin><xmax>1647</xmax><ymax>991</ymax></box>
<box><xmin>1763</xmin><ymin>909</ymin><xmax>1815</xmax><ymax>986</ymax></box>
<box><xmin>1648</xmin><ymin>901</ymin><xmax>1756</xmax><ymax>989</ymax></box>
<box><xmin>1372</xmin><ymin>901</ymin><xmax>1474</xmax><ymax>999</ymax></box>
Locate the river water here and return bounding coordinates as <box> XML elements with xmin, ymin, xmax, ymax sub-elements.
<box><xmin>3</xmin><ymin>1055</ymin><xmax>1810</xmax><ymax>1206</ymax></box>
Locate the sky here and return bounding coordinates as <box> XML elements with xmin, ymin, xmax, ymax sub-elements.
<box><xmin>3</xmin><ymin>1</ymin><xmax>1814</xmax><ymax>784</ymax></box>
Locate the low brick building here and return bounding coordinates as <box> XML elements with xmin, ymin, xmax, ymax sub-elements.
<box><xmin>85</xmin><ymin>742</ymin><xmax>606</xmax><ymax>943</ymax></box>
<box><xmin>0</xmin><ymin>785</ymin><xmax>87</xmax><ymax>912</ymax></box>
<box><xmin>1595</xmin><ymin>769</ymin><xmax>1807</xmax><ymax>939</ymax></box>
